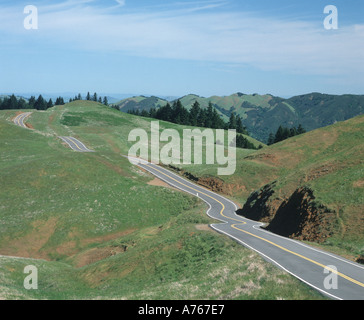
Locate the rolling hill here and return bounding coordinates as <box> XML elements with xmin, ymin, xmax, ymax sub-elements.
<box><xmin>114</xmin><ymin>92</ymin><xmax>364</xmax><ymax>143</ymax></box>
<box><xmin>0</xmin><ymin>102</ymin><xmax>323</xmax><ymax>300</ymax></box>
<box><xmin>174</xmin><ymin>114</ymin><xmax>364</xmax><ymax>263</ymax></box>
<box><xmin>115</xmin><ymin>95</ymin><xmax>168</xmax><ymax>113</ymax></box>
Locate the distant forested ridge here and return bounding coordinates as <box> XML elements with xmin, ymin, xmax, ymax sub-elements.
<box><xmin>126</xmin><ymin>100</ymin><xmax>261</xmax><ymax>150</ymax></box>
<box><xmin>114</xmin><ymin>92</ymin><xmax>364</xmax><ymax>143</ymax></box>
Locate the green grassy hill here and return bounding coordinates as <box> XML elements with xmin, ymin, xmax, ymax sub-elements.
<box><xmin>0</xmin><ymin>102</ymin><xmax>323</xmax><ymax>300</ymax></box>
<box><xmin>114</xmin><ymin>95</ymin><xmax>168</xmax><ymax>113</ymax></box>
<box><xmin>176</xmin><ymin>114</ymin><xmax>364</xmax><ymax>262</ymax></box>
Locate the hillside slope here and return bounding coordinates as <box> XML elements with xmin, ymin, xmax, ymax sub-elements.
<box><xmin>241</xmin><ymin>115</ymin><xmax>364</xmax><ymax>254</ymax></box>
<box><xmin>115</xmin><ymin>95</ymin><xmax>168</xmax><ymax>113</ymax></box>
<box><xmin>0</xmin><ymin>102</ymin><xmax>322</xmax><ymax>300</ymax></box>
<box><xmin>176</xmin><ymin>114</ymin><xmax>364</xmax><ymax>261</ymax></box>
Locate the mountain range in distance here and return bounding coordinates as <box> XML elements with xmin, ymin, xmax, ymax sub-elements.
<box><xmin>4</xmin><ymin>91</ymin><xmax>363</xmax><ymax>143</ymax></box>
<box><xmin>113</xmin><ymin>92</ymin><xmax>364</xmax><ymax>143</ymax></box>
<box><xmin>2</xmin><ymin>93</ymin><xmax>179</xmax><ymax>105</ymax></box>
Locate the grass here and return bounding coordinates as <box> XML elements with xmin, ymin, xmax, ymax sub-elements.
<box><xmin>0</xmin><ymin>106</ymin><xmax>199</xmax><ymax>259</ymax></box>
<box><xmin>0</xmin><ymin>101</ymin><xmax>327</xmax><ymax>300</ymax></box>
<box><xmin>176</xmin><ymin>114</ymin><xmax>364</xmax><ymax>259</ymax></box>
<box><xmin>0</xmin><ymin>205</ymin><xmax>324</xmax><ymax>300</ymax></box>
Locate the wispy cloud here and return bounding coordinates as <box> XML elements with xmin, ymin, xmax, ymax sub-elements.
<box><xmin>114</xmin><ymin>0</ymin><xmax>126</xmax><ymax>7</ymax></box>
<box><xmin>1</xmin><ymin>0</ymin><xmax>364</xmax><ymax>78</ymax></box>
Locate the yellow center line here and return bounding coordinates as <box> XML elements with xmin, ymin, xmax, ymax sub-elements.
<box><xmin>145</xmin><ymin>163</ymin><xmax>364</xmax><ymax>289</ymax></box>
<box><xmin>231</xmin><ymin>224</ymin><xmax>364</xmax><ymax>288</ymax></box>
<box><xmin>63</xmin><ymin>137</ymin><xmax>83</xmax><ymax>152</ymax></box>
<box><xmin>15</xmin><ymin>114</ymin><xmax>22</xmax><ymax>127</ymax></box>
<box><xmin>145</xmin><ymin>163</ymin><xmax>243</xmax><ymax>223</ymax></box>
<box><xmin>67</xmin><ymin>137</ymin><xmax>84</xmax><ymax>151</ymax></box>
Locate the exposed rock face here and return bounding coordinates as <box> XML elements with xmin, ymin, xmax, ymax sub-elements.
<box><xmin>238</xmin><ymin>184</ymin><xmax>336</xmax><ymax>243</ymax></box>
<box><xmin>167</xmin><ymin>165</ymin><xmax>243</xmax><ymax>196</ymax></box>
<box><xmin>167</xmin><ymin>165</ymin><xmax>337</xmax><ymax>244</ymax></box>
<box><xmin>238</xmin><ymin>182</ymin><xmax>279</xmax><ymax>223</ymax></box>
<box><xmin>356</xmin><ymin>255</ymin><xmax>364</xmax><ymax>265</ymax></box>
<box><xmin>265</xmin><ymin>187</ymin><xmax>336</xmax><ymax>242</ymax></box>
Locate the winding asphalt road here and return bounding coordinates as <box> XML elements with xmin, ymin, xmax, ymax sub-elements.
<box><xmin>13</xmin><ymin>112</ymin><xmax>33</xmax><ymax>128</ymax></box>
<box><xmin>13</xmin><ymin>112</ymin><xmax>94</xmax><ymax>153</ymax></box>
<box><xmin>128</xmin><ymin>156</ymin><xmax>364</xmax><ymax>300</ymax></box>
<box><xmin>59</xmin><ymin>136</ymin><xmax>94</xmax><ymax>152</ymax></box>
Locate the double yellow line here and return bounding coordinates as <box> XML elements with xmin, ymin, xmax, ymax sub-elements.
<box><xmin>64</xmin><ymin>137</ymin><xmax>83</xmax><ymax>152</ymax></box>
<box><xmin>14</xmin><ymin>113</ymin><xmax>29</xmax><ymax>128</ymax></box>
<box><xmin>145</xmin><ymin>163</ymin><xmax>364</xmax><ymax>289</ymax></box>
<box><xmin>230</xmin><ymin>224</ymin><xmax>364</xmax><ymax>288</ymax></box>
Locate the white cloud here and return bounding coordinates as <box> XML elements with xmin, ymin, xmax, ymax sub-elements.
<box><xmin>114</xmin><ymin>0</ymin><xmax>125</xmax><ymax>7</ymax></box>
<box><xmin>1</xmin><ymin>0</ymin><xmax>364</xmax><ymax>78</ymax></box>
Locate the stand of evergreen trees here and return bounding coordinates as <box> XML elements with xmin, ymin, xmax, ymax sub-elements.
<box><xmin>77</xmin><ymin>92</ymin><xmax>108</xmax><ymax>106</ymax></box>
<box><xmin>127</xmin><ymin>100</ymin><xmax>261</xmax><ymax>150</ymax></box>
<box><xmin>0</xmin><ymin>92</ymin><xmax>109</xmax><ymax>111</ymax></box>
<box><xmin>0</xmin><ymin>94</ymin><xmax>62</xmax><ymax>111</ymax></box>
<box><xmin>128</xmin><ymin>100</ymin><xmax>249</xmax><ymax>133</ymax></box>
<box><xmin>267</xmin><ymin>124</ymin><xmax>306</xmax><ymax>145</ymax></box>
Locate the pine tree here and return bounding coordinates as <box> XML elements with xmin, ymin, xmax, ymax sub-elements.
<box><xmin>9</xmin><ymin>94</ymin><xmax>18</xmax><ymax>109</ymax></box>
<box><xmin>228</xmin><ymin>113</ymin><xmax>237</xmax><ymax>130</ymax></box>
<box><xmin>297</xmin><ymin>124</ymin><xmax>306</xmax><ymax>134</ymax></box>
<box><xmin>93</xmin><ymin>92</ymin><xmax>98</xmax><ymax>102</ymax></box>
<box><xmin>269</xmin><ymin>124</ymin><xmax>306</xmax><ymax>145</ymax></box>
<box><xmin>149</xmin><ymin>107</ymin><xmax>157</xmax><ymax>118</ymax></box>
<box><xmin>172</xmin><ymin>100</ymin><xmax>184</xmax><ymax>124</ymax></box>
<box><xmin>289</xmin><ymin>127</ymin><xmax>297</xmax><ymax>137</ymax></box>
<box><xmin>103</xmin><ymin>96</ymin><xmax>108</xmax><ymax>106</ymax></box>
<box><xmin>197</xmin><ymin>108</ymin><xmax>207</xmax><ymax>127</ymax></box>
<box><xmin>162</xmin><ymin>102</ymin><xmax>172</xmax><ymax>122</ymax></box>
<box><xmin>86</xmin><ymin>92</ymin><xmax>91</xmax><ymax>101</ymax></box>
<box><xmin>268</xmin><ymin>133</ymin><xmax>275</xmax><ymax>145</ymax></box>
<box><xmin>140</xmin><ymin>110</ymin><xmax>149</xmax><ymax>117</ymax></box>
<box><xmin>189</xmin><ymin>101</ymin><xmax>201</xmax><ymax>126</ymax></box>
<box><xmin>274</xmin><ymin>125</ymin><xmax>284</xmax><ymax>143</ymax></box>
<box><xmin>47</xmin><ymin>99</ymin><xmax>53</xmax><ymax>109</ymax></box>
<box><xmin>28</xmin><ymin>96</ymin><xmax>36</xmax><ymax>109</ymax></box>
<box><xmin>204</xmin><ymin>102</ymin><xmax>214</xmax><ymax>128</ymax></box>
<box><xmin>18</xmin><ymin>98</ymin><xmax>27</xmax><ymax>109</ymax></box>
<box><xmin>235</xmin><ymin>135</ymin><xmax>256</xmax><ymax>150</ymax></box>
<box><xmin>34</xmin><ymin>95</ymin><xmax>46</xmax><ymax>110</ymax></box>
<box><xmin>236</xmin><ymin>114</ymin><xmax>248</xmax><ymax>134</ymax></box>
<box><xmin>211</xmin><ymin>107</ymin><xmax>224</xmax><ymax>129</ymax></box>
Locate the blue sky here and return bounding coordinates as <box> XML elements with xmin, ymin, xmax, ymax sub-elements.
<box><xmin>0</xmin><ymin>0</ymin><xmax>363</xmax><ymax>98</ymax></box>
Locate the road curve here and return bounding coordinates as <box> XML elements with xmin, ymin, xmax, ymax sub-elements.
<box><xmin>13</xmin><ymin>112</ymin><xmax>33</xmax><ymax>128</ymax></box>
<box><xmin>12</xmin><ymin>113</ymin><xmax>93</xmax><ymax>152</ymax></box>
<box><xmin>59</xmin><ymin>136</ymin><xmax>94</xmax><ymax>152</ymax></box>
<box><xmin>127</xmin><ymin>156</ymin><xmax>364</xmax><ymax>300</ymax></box>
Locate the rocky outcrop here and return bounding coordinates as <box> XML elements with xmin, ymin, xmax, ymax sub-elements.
<box><xmin>237</xmin><ymin>181</ymin><xmax>280</xmax><ymax>223</ymax></box>
<box><xmin>167</xmin><ymin>165</ymin><xmax>244</xmax><ymax>196</ymax></box>
<box><xmin>356</xmin><ymin>255</ymin><xmax>364</xmax><ymax>265</ymax></box>
<box><xmin>265</xmin><ymin>187</ymin><xmax>336</xmax><ymax>242</ymax></box>
<box><xmin>238</xmin><ymin>184</ymin><xmax>336</xmax><ymax>243</ymax></box>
